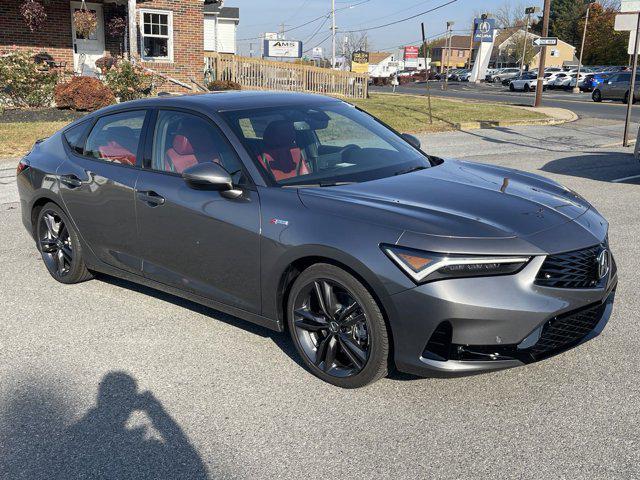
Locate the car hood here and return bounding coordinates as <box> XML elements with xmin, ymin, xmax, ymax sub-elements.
<box><xmin>298</xmin><ymin>159</ymin><xmax>591</xmax><ymax>240</ymax></box>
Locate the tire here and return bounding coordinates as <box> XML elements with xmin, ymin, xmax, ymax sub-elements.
<box><xmin>35</xmin><ymin>202</ymin><xmax>93</xmax><ymax>284</ymax></box>
<box><xmin>592</xmin><ymin>89</ymin><xmax>602</xmax><ymax>102</ymax></box>
<box><xmin>286</xmin><ymin>263</ymin><xmax>390</xmax><ymax>388</ymax></box>
<box><xmin>524</xmin><ymin>84</ymin><xmax>530</xmax><ymax>92</ymax></box>
<box><xmin>509</xmin><ymin>83</ymin><xmax>515</xmax><ymax>91</ymax></box>
<box><xmin>625</xmin><ymin>91</ymin><xmax>637</xmax><ymax>104</ymax></box>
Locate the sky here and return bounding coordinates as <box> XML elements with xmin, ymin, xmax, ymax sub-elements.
<box><xmin>230</xmin><ymin>0</ymin><xmax>547</xmax><ymax>56</ymax></box>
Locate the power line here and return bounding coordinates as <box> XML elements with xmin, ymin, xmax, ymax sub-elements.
<box><xmin>341</xmin><ymin>0</ymin><xmax>438</xmax><ymax>32</ymax></box>
<box><xmin>343</xmin><ymin>0</ymin><xmax>458</xmax><ymax>33</ymax></box>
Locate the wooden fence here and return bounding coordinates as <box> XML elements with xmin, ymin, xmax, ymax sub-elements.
<box><xmin>204</xmin><ymin>54</ymin><xmax>368</xmax><ymax>99</ymax></box>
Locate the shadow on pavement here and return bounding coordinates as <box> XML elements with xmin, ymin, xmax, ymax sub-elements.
<box><xmin>540</xmin><ymin>151</ymin><xmax>640</xmax><ymax>183</ymax></box>
<box><xmin>0</xmin><ymin>372</ymin><xmax>209</xmax><ymax>480</ymax></box>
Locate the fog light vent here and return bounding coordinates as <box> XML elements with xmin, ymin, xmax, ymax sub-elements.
<box><xmin>422</xmin><ymin>322</ymin><xmax>452</xmax><ymax>361</ymax></box>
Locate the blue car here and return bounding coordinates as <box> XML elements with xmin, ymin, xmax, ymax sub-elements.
<box><xmin>584</xmin><ymin>72</ymin><xmax>610</xmax><ymax>92</ymax></box>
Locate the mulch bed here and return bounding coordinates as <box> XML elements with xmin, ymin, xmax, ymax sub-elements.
<box><xmin>0</xmin><ymin>108</ymin><xmax>86</xmax><ymax>123</ymax></box>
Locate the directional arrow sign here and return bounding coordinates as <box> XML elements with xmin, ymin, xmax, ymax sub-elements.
<box><xmin>533</xmin><ymin>37</ymin><xmax>558</xmax><ymax>46</ymax></box>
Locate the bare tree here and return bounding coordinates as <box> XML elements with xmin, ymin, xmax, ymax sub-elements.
<box><xmin>494</xmin><ymin>1</ymin><xmax>528</xmax><ymax>29</ymax></box>
<box><xmin>342</xmin><ymin>32</ymin><xmax>370</xmax><ymax>67</ymax></box>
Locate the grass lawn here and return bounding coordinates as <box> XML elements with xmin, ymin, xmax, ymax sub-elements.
<box><xmin>0</xmin><ymin>94</ymin><xmax>547</xmax><ymax>159</ymax></box>
<box><xmin>351</xmin><ymin>93</ymin><xmax>547</xmax><ymax>133</ymax></box>
<box><xmin>0</xmin><ymin>121</ymin><xmax>69</xmax><ymax>159</ymax></box>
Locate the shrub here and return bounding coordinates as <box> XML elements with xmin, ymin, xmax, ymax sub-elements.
<box><xmin>0</xmin><ymin>51</ymin><xmax>57</xmax><ymax>107</ymax></box>
<box><xmin>54</xmin><ymin>76</ymin><xmax>115</xmax><ymax>111</ymax></box>
<box><xmin>95</xmin><ymin>55</ymin><xmax>118</xmax><ymax>74</ymax></box>
<box><xmin>104</xmin><ymin>60</ymin><xmax>155</xmax><ymax>102</ymax></box>
<box><xmin>206</xmin><ymin>80</ymin><xmax>241</xmax><ymax>91</ymax></box>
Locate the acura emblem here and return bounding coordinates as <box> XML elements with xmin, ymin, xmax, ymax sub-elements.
<box><xmin>597</xmin><ymin>249</ymin><xmax>610</xmax><ymax>280</ymax></box>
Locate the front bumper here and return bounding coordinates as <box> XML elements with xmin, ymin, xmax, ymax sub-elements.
<box><xmin>389</xmin><ymin>255</ymin><xmax>618</xmax><ymax>377</ymax></box>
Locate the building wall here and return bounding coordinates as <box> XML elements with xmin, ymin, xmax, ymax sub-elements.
<box><xmin>531</xmin><ymin>41</ymin><xmax>576</xmax><ymax>69</ymax></box>
<box><xmin>204</xmin><ymin>15</ymin><xmax>237</xmax><ymax>53</ymax></box>
<box><xmin>136</xmin><ymin>0</ymin><xmax>204</xmax><ymax>92</ymax></box>
<box><xmin>0</xmin><ymin>0</ymin><xmax>203</xmax><ymax>93</ymax></box>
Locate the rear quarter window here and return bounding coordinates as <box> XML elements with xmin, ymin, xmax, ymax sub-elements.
<box><xmin>63</xmin><ymin>121</ymin><xmax>91</xmax><ymax>155</ymax></box>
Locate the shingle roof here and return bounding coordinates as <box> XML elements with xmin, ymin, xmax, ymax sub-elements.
<box><xmin>368</xmin><ymin>51</ymin><xmax>392</xmax><ymax>65</ymax></box>
<box><xmin>431</xmin><ymin>35</ymin><xmax>475</xmax><ymax>49</ymax></box>
<box><xmin>204</xmin><ymin>1</ymin><xmax>239</xmax><ymax>20</ymax></box>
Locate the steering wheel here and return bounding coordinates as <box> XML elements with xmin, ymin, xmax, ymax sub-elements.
<box><xmin>340</xmin><ymin>144</ymin><xmax>361</xmax><ymax>162</ymax></box>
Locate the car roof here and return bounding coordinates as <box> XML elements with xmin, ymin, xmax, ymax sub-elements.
<box><xmin>92</xmin><ymin>91</ymin><xmax>344</xmax><ymax>116</ymax></box>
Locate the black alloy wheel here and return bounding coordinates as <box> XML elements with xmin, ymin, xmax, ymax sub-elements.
<box><xmin>287</xmin><ymin>264</ymin><xmax>389</xmax><ymax>388</ymax></box>
<box><xmin>36</xmin><ymin>203</ymin><xmax>93</xmax><ymax>284</ymax></box>
<box><xmin>592</xmin><ymin>89</ymin><xmax>602</xmax><ymax>102</ymax></box>
<box><xmin>39</xmin><ymin>210</ymin><xmax>72</xmax><ymax>277</ymax></box>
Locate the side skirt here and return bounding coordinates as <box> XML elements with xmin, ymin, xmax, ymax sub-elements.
<box><xmin>88</xmin><ymin>261</ymin><xmax>283</xmax><ymax>333</ymax></box>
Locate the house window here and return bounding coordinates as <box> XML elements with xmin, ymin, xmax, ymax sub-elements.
<box><xmin>140</xmin><ymin>9</ymin><xmax>173</xmax><ymax>61</ymax></box>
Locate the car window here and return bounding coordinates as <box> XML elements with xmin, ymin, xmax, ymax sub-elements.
<box><xmin>151</xmin><ymin>110</ymin><xmax>245</xmax><ymax>181</ymax></box>
<box><xmin>222</xmin><ymin>102</ymin><xmax>430</xmax><ymax>186</ymax></box>
<box><xmin>64</xmin><ymin>121</ymin><xmax>91</xmax><ymax>155</ymax></box>
<box><xmin>84</xmin><ymin>111</ymin><xmax>146</xmax><ymax>165</ymax></box>
<box><xmin>617</xmin><ymin>73</ymin><xmax>631</xmax><ymax>83</ymax></box>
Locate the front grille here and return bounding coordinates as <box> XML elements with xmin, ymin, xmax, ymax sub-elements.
<box><xmin>527</xmin><ymin>301</ymin><xmax>607</xmax><ymax>359</ymax></box>
<box><xmin>535</xmin><ymin>244</ymin><xmax>604</xmax><ymax>289</ymax></box>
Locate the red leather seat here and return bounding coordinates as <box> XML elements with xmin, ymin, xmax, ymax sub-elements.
<box><xmin>98</xmin><ymin>126</ymin><xmax>138</xmax><ymax>165</ymax></box>
<box><xmin>258</xmin><ymin>120</ymin><xmax>309</xmax><ymax>181</ymax></box>
<box><xmin>164</xmin><ymin>126</ymin><xmax>221</xmax><ymax>173</ymax></box>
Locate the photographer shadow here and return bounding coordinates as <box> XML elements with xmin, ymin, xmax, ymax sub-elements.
<box><xmin>2</xmin><ymin>372</ymin><xmax>208</xmax><ymax>480</ymax></box>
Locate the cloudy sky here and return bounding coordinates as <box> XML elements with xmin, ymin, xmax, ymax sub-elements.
<box><xmin>231</xmin><ymin>0</ymin><xmax>546</xmax><ymax>56</ymax></box>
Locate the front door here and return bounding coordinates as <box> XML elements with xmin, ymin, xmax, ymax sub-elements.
<box><xmin>136</xmin><ymin>109</ymin><xmax>262</xmax><ymax>313</ymax></box>
<box><xmin>70</xmin><ymin>1</ymin><xmax>105</xmax><ymax>76</ymax></box>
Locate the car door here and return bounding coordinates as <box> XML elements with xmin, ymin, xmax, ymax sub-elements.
<box><xmin>135</xmin><ymin>108</ymin><xmax>262</xmax><ymax>313</ymax></box>
<box><xmin>613</xmin><ymin>73</ymin><xmax>630</xmax><ymax>99</ymax></box>
<box><xmin>58</xmin><ymin>109</ymin><xmax>149</xmax><ymax>274</ymax></box>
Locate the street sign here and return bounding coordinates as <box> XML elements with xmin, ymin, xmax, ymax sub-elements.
<box><xmin>622</xmin><ymin>0</ymin><xmax>640</xmax><ymax>12</ymax></box>
<box><xmin>263</xmin><ymin>40</ymin><xmax>303</xmax><ymax>58</ymax></box>
<box><xmin>525</xmin><ymin>6</ymin><xmax>538</xmax><ymax>14</ymax></box>
<box><xmin>473</xmin><ymin>17</ymin><xmax>495</xmax><ymax>42</ymax></box>
<box><xmin>404</xmin><ymin>45</ymin><xmax>419</xmax><ymax>68</ymax></box>
<box><xmin>532</xmin><ymin>37</ymin><xmax>558</xmax><ymax>46</ymax></box>
<box><xmin>312</xmin><ymin>46</ymin><xmax>323</xmax><ymax>59</ymax></box>
<box><xmin>615</xmin><ymin>12</ymin><xmax>639</xmax><ymax>31</ymax></box>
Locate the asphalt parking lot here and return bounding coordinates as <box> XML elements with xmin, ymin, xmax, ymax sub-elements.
<box><xmin>1</xmin><ymin>119</ymin><xmax>640</xmax><ymax>479</ymax></box>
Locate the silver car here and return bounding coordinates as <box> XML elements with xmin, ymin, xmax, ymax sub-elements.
<box><xmin>592</xmin><ymin>72</ymin><xmax>640</xmax><ymax>103</ymax></box>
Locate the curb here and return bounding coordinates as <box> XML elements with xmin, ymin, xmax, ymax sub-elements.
<box><xmin>453</xmin><ymin>117</ymin><xmax>572</xmax><ymax>131</ymax></box>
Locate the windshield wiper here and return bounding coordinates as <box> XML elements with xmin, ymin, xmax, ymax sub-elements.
<box><xmin>393</xmin><ymin>165</ymin><xmax>428</xmax><ymax>176</ymax></box>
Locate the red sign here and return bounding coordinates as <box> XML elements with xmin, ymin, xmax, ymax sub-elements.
<box><xmin>404</xmin><ymin>46</ymin><xmax>419</xmax><ymax>59</ymax></box>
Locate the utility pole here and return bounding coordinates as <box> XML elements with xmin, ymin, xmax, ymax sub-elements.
<box><xmin>624</xmin><ymin>12</ymin><xmax>640</xmax><ymax>147</ymax></box>
<box><xmin>443</xmin><ymin>21</ymin><xmax>454</xmax><ymax>90</ymax></box>
<box><xmin>573</xmin><ymin>0</ymin><xmax>596</xmax><ymax>93</ymax></box>
<box><xmin>521</xmin><ymin>7</ymin><xmax>538</xmax><ymax>76</ymax></box>
<box><xmin>534</xmin><ymin>0</ymin><xmax>551</xmax><ymax>107</ymax></box>
<box><xmin>331</xmin><ymin>0</ymin><xmax>336</xmax><ymax>69</ymax></box>
<box><xmin>466</xmin><ymin>19</ymin><xmax>474</xmax><ymax>70</ymax></box>
<box><xmin>422</xmin><ymin>22</ymin><xmax>433</xmax><ymax>124</ymax></box>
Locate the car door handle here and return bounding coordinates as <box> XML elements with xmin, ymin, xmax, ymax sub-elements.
<box><xmin>60</xmin><ymin>174</ymin><xmax>82</xmax><ymax>189</ymax></box>
<box><xmin>136</xmin><ymin>190</ymin><xmax>165</xmax><ymax>207</ymax></box>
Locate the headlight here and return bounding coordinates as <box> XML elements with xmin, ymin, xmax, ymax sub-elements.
<box><xmin>382</xmin><ymin>245</ymin><xmax>530</xmax><ymax>284</ymax></box>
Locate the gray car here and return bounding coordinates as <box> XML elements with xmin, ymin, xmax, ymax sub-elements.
<box><xmin>16</xmin><ymin>92</ymin><xmax>617</xmax><ymax>388</ymax></box>
<box><xmin>592</xmin><ymin>71</ymin><xmax>640</xmax><ymax>103</ymax></box>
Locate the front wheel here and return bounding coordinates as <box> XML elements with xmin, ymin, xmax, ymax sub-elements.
<box><xmin>524</xmin><ymin>84</ymin><xmax>530</xmax><ymax>92</ymax></box>
<box><xmin>509</xmin><ymin>83</ymin><xmax>515</xmax><ymax>91</ymax></box>
<box><xmin>36</xmin><ymin>203</ymin><xmax>93</xmax><ymax>284</ymax></box>
<box><xmin>287</xmin><ymin>264</ymin><xmax>390</xmax><ymax>388</ymax></box>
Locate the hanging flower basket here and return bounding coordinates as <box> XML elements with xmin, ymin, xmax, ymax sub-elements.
<box><xmin>106</xmin><ymin>16</ymin><xmax>127</xmax><ymax>38</ymax></box>
<box><xmin>20</xmin><ymin>0</ymin><xmax>47</xmax><ymax>32</ymax></box>
<box><xmin>74</xmin><ymin>9</ymin><xmax>98</xmax><ymax>38</ymax></box>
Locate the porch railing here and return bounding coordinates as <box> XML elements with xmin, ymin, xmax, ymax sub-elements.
<box><xmin>204</xmin><ymin>53</ymin><xmax>368</xmax><ymax>99</ymax></box>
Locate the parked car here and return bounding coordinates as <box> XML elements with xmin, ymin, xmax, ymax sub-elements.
<box><xmin>491</xmin><ymin>68</ymin><xmax>521</xmax><ymax>83</ymax></box>
<box><xmin>592</xmin><ymin>72</ymin><xmax>640</xmax><ymax>103</ymax></box>
<box><xmin>16</xmin><ymin>92</ymin><xmax>617</xmax><ymax>388</ymax></box>
<box><xmin>509</xmin><ymin>74</ymin><xmax>547</xmax><ymax>92</ymax></box>
<box><xmin>583</xmin><ymin>72</ymin><xmax>610</xmax><ymax>92</ymax></box>
<box><xmin>450</xmin><ymin>69</ymin><xmax>470</xmax><ymax>81</ymax></box>
<box><xmin>568</xmin><ymin>73</ymin><xmax>590</xmax><ymax>91</ymax></box>
<box><xmin>549</xmin><ymin>72</ymin><xmax>573</xmax><ymax>89</ymax></box>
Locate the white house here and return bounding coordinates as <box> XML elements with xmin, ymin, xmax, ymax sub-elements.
<box><xmin>368</xmin><ymin>51</ymin><xmax>402</xmax><ymax>78</ymax></box>
<box><xmin>204</xmin><ymin>0</ymin><xmax>240</xmax><ymax>54</ymax></box>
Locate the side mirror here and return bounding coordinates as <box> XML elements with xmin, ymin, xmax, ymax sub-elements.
<box><xmin>182</xmin><ymin>162</ymin><xmax>242</xmax><ymax>199</ymax></box>
<box><xmin>401</xmin><ymin>133</ymin><xmax>421</xmax><ymax>150</ymax></box>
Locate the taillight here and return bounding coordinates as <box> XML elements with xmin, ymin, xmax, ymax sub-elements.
<box><xmin>16</xmin><ymin>159</ymin><xmax>29</xmax><ymax>176</ymax></box>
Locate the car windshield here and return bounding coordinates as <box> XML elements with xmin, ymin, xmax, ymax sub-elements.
<box><xmin>221</xmin><ymin>101</ymin><xmax>431</xmax><ymax>186</ymax></box>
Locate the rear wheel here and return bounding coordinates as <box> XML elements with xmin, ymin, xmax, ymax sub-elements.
<box><xmin>36</xmin><ymin>203</ymin><xmax>93</xmax><ymax>284</ymax></box>
<box><xmin>624</xmin><ymin>91</ymin><xmax>636</xmax><ymax>104</ymax></box>
<box><xmin>524</xmin><ymin>84</ymin><xmax>530</xmax><ymax>92</ymax></box>
<box><xmin>509</xmin><ymin>83</ymin><xmax>515</xmax><ymax>91</ymax></box>
<box><xmin>592</xmin><ymin>89</ymin><xmax>602</xmax><ymax>102</ymax></box>
<box><xmin>287</xmin><ymin>264</ymin><xmax>389</xmax><ymax>388</ymax></box>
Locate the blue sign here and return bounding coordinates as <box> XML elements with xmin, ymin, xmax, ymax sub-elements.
<box><xmin>473</xmin><ymin>18</ymin><xmax>496</xmax><ymax>43</ymax></box>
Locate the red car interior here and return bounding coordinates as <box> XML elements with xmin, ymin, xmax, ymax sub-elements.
<box><xmin>164</xmin><ymin>121</ymin><xmax>221</xmax><ymax>173</ymax></box>
<box><xmin>97</xmin><ymin>126</ymin><xmax>138</xmax><ymax>165</ymax></box>
<box><xmin>258</xmin><ymin>120</ymin><xmax>310</xmax><ymax>181</ymax></box>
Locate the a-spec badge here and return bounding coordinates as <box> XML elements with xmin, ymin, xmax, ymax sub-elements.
<box><xmin>270</xmin><ymin>218</ymin><xmax>289</xmax><ymax>226</ymax></box>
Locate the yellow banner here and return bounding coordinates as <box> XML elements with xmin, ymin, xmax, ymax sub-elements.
<box><xmin>351</xmin><ymin>62</ymin><xmax>369</xmax><ymax>74</ymax></box>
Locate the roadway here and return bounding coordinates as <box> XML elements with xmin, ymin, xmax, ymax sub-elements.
<box><xmin>372</xmin><ymin>81</ymin><xmax>640</xmax><ymax>122</ymax></box>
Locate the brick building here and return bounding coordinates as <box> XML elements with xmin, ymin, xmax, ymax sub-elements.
<box><xmin>430</xmin><ymin>35</ymin><xmax>476</xmax><ymax>72</ymax></box>
<box><xmin>0</xmin><ymin>0</ymin><xmax>225</xmax><ymax>93</ymax></box>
